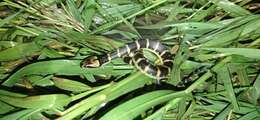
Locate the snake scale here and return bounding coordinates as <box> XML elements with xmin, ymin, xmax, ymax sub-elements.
<box><xmin>80</xmin><ymin>39</ymin><xmax>174</xmax><ymax>80</ymax></box>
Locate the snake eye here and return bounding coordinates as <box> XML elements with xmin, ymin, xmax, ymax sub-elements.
<box><xmin>81</xmin><ymin>56</ymin><xmax>100</xmax><ymax>68</ymax></box>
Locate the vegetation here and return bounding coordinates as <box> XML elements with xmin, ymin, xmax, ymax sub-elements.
<box><xmin>0</xmin><ymin>0</ymin><xmax>259</xmax><ymax>119</ymax></box>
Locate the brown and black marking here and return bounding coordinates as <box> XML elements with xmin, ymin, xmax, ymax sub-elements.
<box><xmin>81</xmin><ymin>39</ymin><xmax>174</xmax><ymax>80</ymax></box>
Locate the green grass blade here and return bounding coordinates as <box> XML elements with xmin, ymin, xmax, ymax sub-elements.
<box><xmin>0</xmin><ymin>101</ymin><xmax>14</xmax><ymax>114</ymax></box>
<box><xmin>210</xmin><ymin>0</ymin><xmax>251</xmax><ymax>17</ymax></box>
<box><xmin>0</xmin><ymin>94</ymin><xmax>70</xmax><ymax>109</ymax></box>
<box><xmin>0</xmin><ymin>109</ymin><xmax>38</xmax><ymax>120</ymax></box>
<box><xmin>100</xmin><ymin>90</ymin><xmax>173</xmax><ymax>120</ymax></box>
<box><xmin>52</xmin><ymin>77</ymin><xmax>92</xmax><ymax>92</ymax></box>
<box><xmin>251</xmin><ymin>74</ymin><xmax>260</xmax><ymax>105</ymax></box>
<box><xmin>81</xmin><ymin>0</ymin><xmax>96</xmax><ymax>30</ymax></box>
<box><xmin>2</xmin><ymin>60</ymin><xmax>132</xmax><ymax>86</ymax></box>
<box><xmin>217</xmin><ymin>65</ymin><xmax>239</xmax><ymax>110</ymax></box>
<box><xmin>145</xmin><ymin>98</ymin><xmax>183</xmax><ymax>120</ymax></box>
<box><xmin>65</xmin><ymin>0</ymin><xmax>83</xmax><ymax>24</ymax></box>
<box><xmin>91</xmin><ymin>0</ymin><xmax>168</xmax><ymax>34</ymax></box>
<box><xmin>238</xmin><ymin>111</ymin><xmax>259</xmax><ymax>120</ymax></box>
<box><xmin>57</xmin><ymin>71</ymin><xmax>152</xmax><ymax>120</ymax></box>
<box><xmin>0</xmin><ymin>42</ymin><xmax>41</xmax><ymax>61</ymax></box>
<box><xmin>202</xmin><ymin>48</ymin><xmax>260</xmax><ymax>60</ymax></box>
<box><xmin>213</xmin><ymin>104</ymin><xmax>232</xmax><ymax>120</ymax></box>
<box><xmin>0</xmin><ymin>0</ymin><xmax>42</xmax><ymax>27</ymax></box>
<box><xmin>100</xmin><ymin>90</ymin><xmax>188</xmax><ymax>120</ymax></box>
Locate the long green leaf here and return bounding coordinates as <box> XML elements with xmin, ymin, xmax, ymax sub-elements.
<box><xmin>217</xmin><ymin>65</ymin><xmax>239</xmax><ymax>110</ymax></box>
<box><xmin>57</xmin><ymin>71</ymin><xmax>152</xmax><ymax>120</ymax></box>
<box><xmin>0</xmin><ymin>94</ymin><xmax>70</xmax><ymax>109</ymax></box>
<box><xmin>100</xmin><ymin>90</ymin><xmax>187</xmax><ymax>120</ymax></box>
<box><xmin>53</xmin><ymin>77</ymin><xmax>92</xmax><ymax>92</ymax></box>
<box><xmin>251</xmin><ymin>74</ymin><xmax>260</xmax><ymax>105</ymax></box>
<box><xmin>2</xmin><ymin>60</ymin><xmax>133</xmax><ymax>86</ymax></box>
<box><xmin>210</xmin><ymin>0</ymin><xmax>251</xmax><ymax>17</ymax></box>
<box><xmin>202</xmin><ymin>48</ymin><xmax>260</xmax><ymax>60</ymax></box>
<box><xmin>0</xmin><ymin>109</ymin><xmax>38</xmax><ymax>120</ymax></box>
<box><xmin>0</xmin><ymin>42</ymin><xmax>41</xmax><ymax>61</ymax></box>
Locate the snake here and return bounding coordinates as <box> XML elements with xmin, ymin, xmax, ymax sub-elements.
<box><xmin>80</xmin><ymin>39</ymin><xmax>174</xmax><ymax>80</ymax></box>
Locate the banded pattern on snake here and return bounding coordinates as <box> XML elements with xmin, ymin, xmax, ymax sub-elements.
<box><xmin>80</xmin><ymin>39</ymin><xmax>174</xmax><ymax>80</ymax></box>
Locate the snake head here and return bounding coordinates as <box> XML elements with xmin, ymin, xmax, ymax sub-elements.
<box><xmin>81</xmin><ymin>56</ymin><xmax>100</xmax><ymax>68</ymax></box>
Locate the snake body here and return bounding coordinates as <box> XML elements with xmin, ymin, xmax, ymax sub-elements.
<box><xmin>81</xmin><ymin>39</ymin><xmax>174</xmax><ymax>80</ymax></box>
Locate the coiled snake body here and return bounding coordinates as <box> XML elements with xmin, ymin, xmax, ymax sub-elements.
<box><xmin>80</xmin><ymin>39</ymin><xmax>174</xmax><ymax>80</ymax></box>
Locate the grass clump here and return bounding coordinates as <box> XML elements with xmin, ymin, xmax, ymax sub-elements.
<box><xmin>0</xmin><ymin>0</ymin><xmax>259</xmax><ymax>119</ymax></box>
